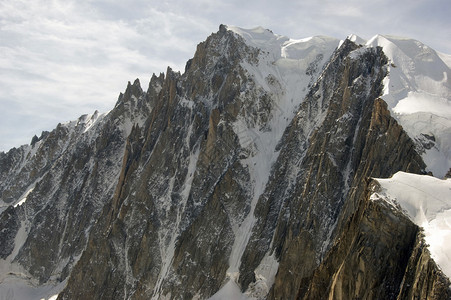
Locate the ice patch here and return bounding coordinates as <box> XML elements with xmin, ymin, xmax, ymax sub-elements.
<box><xmin>393</xmin><ymin>92</ymin><xmax>451</xmax><ymax>117</ymax></box>
<box><xmin>347</xmin><ymin>34</ymin><xmax>366</xmax><ymax>45</ymax></box>
<box><xmin>0</xmin><ymin>277</ymin><xmax>66</xmax><ymax>300</ymax></box>
<box><xmin>210</xmin><ymin>252</ymin><xmax>279</xmax><ymax>300</ymax></box>
<box><xmin>13</xmin><ymin>186</ymin><xmax>35</xmax><ymax>208</ymax></box>
<box><xmin>248</xmin><ymin>252</ymin><xmax>279</xmax><ymax>297</ymax></box>
<box><xmin>438</xmin><ymin>51</ymin><xmax>451</xmax><ymax>69</ymax></box>
<box><xmin>397</xmin><ymin>113</ymin><xmax>451</xmax><ymax>178</ymax></box>
<box><xmin>208</xmin><ymin>280</ymin><xmax>250</xmax><ymax>300</ymax></box>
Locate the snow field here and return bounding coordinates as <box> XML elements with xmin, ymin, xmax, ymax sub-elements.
<box><xmin>365</xmin><ymin>34</ymin><xmax>451</xmax><ymax>178</ymax></box>
<box><xmin>223</xmin><ymin>26</ymin><xmax>339</xmax><ymax>297</ymax></box>
<box><xmin>372</xmin><ymin>172</ymin><xmax>451</xmax><ymax>281</ymax></box>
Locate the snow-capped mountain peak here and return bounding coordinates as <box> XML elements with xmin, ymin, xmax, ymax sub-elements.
<box><xmin>372</xmin><ymin>172</ymin><xmax>451</xmax><ymax>282</ymax></box>
<box><xmin>1</xmin><ymin>25</ymin><xmax>451</xmax><ymax>299</ymax></box>
<box><xmin>347</xmin><ymin>33</ymin><xmax>366</xmax><ymax>45</ymax></box>
<box><xmin>364</xmin><ymin>34</ymin><xmax>451</xmax><ymax>178</ymax></box>
<box><xmin>226</xmin><ymin>25</ymin><xmax>339</xmax><ymax>61</ymax></box>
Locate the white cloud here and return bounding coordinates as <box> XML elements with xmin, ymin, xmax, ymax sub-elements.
<box><xmin>0</xmin><ymin>0</ymin><xmax>450</xmax><ymax>151</ymax></box>
<box><xmin>320</xmin><ymin>1</ymin><xmax>364</xmax><ymax>17</ymax></box>
<box><xmin>0</xmin><ymin>0</ymin><xmax>213</xmax><ymax>150</ymax></box>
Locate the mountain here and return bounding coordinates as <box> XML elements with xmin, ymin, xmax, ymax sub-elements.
<box><xmin>0</xmin><ymin>25</ymin><xmax>450</xmax><ymax>299</ymax></box>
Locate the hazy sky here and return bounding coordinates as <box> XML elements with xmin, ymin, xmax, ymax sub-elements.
<box><xmin>1</xmin><ymin>0</ymin><xmax>450</xmax><ymax>151</ymax></box>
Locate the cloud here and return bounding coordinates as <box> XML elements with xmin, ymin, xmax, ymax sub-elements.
<box><xmin>0</xmin><ymin>0</ymin><xmax>215</xmax><ymax>150</ymax></box>
<box><xmin>0</xmin><ymin>0</ymin><xmax>450</xmax><ymax>151</ymax></box>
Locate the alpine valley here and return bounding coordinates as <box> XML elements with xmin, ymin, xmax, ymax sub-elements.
<box><xmin>1</xmin><ymin>25</ymin><xmax>451</xmax><ymax>299</ymax></box>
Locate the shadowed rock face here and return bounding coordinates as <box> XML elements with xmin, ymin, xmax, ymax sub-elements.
<box><xmin>59</xmin><ymin>27</ymin><xmax>259</xmax><ymax>299</ymax></box>
<box><xmin>0</xmin><ymin>77</ymin><xmax>153</xmax><ymax>285</ymax></box>
<box><xmin>237</xmin><ymin>40</ymin><xmax>431</xmax><ymax>299</ymax></box>
<box><xmin>299</xmin><ymin>180</ymin><xmax>451</xmax><ymax>300</ymax></box>
<box><xmin>1</xmin><ymin>26</ymin><xmax>450</xmax><ymax>300</ymax></box>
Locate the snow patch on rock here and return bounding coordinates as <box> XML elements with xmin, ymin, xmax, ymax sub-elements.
<box><xmin>372</xmin><ymin>171</ymin><xmax>451</xmax><ymax>281</ymax></box>
<box><xmin>367</xmin><ymin>35</ymin><xmax>451</xmax><ymax>178</ymax></box>
<box><xmin>225</xmin><ymin>26</ymin><xmax>339</xmax><ymax>292</ymax></box>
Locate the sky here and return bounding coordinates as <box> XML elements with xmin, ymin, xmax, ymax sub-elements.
<box><xmin>1</xmin><ymin>0</ymin><xmax>450</xmax><ymax>151</ymax></box>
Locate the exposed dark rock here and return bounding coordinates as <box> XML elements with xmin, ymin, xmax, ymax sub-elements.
<box><xmin>1</xmin><ymin>26</ymin><xmax>449</xmax><ymax>300</ymax></box>
<box><xmin>60</xmin><ymin>26</ymin><xmax>257</xmax><ymax>299</ymax></box>
<box><xmin>298</xmin><ymin>180</ymin><xmax>451</xmax><ymax>300</ymax></box>
<box><xmin>238</xmin><ymin>40</ymin><xmax>429</xmax><ymax>299</ymax></box>
<box><xmin>0</xmin><ymin>206</ymin><xmax>20</xmax><ymax>259</ymax></box>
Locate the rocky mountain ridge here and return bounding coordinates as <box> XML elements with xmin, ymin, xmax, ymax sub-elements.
<box><xmin>1</xmin><ymin>25</ymin><xmax>450</xmax><ymax>299</ymax></box>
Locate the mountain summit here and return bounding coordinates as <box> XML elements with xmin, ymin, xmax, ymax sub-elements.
<box><xmin>1</xmin><ymin>25</ymin><xmax>450</xmax><ymax>299</ymax></box>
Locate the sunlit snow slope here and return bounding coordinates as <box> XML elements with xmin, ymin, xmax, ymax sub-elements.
<box><xmin>223</xmin><ymin>26</ymin><xmax>339</xmax><ymax>295</ymax></box>
<box><xmin>372</xmin><ymin>172</ymin><xmax>451</xmax><ymax>281</ymax></box>
<box><xmin>2</xmin><ymin>25</ymin><xmax>451</xmax><ymax>299</ymax></box>
<box><xmin>366</xmin><ymin>35</ymin><xmax>451</xmax><ymax>178</ymax></box>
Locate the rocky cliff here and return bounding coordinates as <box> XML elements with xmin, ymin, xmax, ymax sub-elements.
<box><xmin>0</xmin><ymin>77</ymin><xmax>155</xmax><ymax>293</ymax></box>
<box><xmin>1</xmin><ymin>25</ymin><xmax>450</xmax><ymax>299</ymax></box>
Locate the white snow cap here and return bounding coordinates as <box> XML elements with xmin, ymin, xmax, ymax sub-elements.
<box><xmin>347</xmin><ymin>34</ymin><xmax>366</xmax><ymax>45</ymax></box>
<box><xmin>372</xmin><ymin>172</ymin><xmax>451</xmax><ymax>281</ymax></box>
<box><xmin>366</xmin><ymin>34</ymin><xmax>451</xmax><ymax>178</ymax></box>
<box><xmin>225</xmin><ymin>25</ymin><xmax>339</xmax><ymax>61</ymax></box>
<box><xmin>228</xmin><ymin>26</ymin><xmax>451</xmax><ymax>178</ymax></box>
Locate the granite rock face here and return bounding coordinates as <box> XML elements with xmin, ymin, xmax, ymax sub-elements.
<box><xmin>1</xmin><ymin>25</ymin><xmax>450</xmax><ymax>299</ymax></box>
<box><xmin>0</xmin><ymin>77</ymin><xmax>153</xmax><ymax>286</ymax></box>
<box><xmin>299</xmin><ymin>180</ymin><xmax>451</xmax><ymax>300</ymax></box>
<box><xmin>237</xmin><ymin>39</ymin><xmax>429</xmax><ymax>299</ymax></box>
<box><xmin>60</xmin><ymin>25</ymin><xmax>260</xmax><ymax>300</ymax></box>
